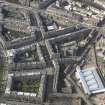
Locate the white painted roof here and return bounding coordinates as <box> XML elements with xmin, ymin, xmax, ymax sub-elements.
<box><xmin>17</xmin><ymin>92</ymin><xmax>23</xmax><ymax>95</ymax></box>
<box><xmin>30</xmin><ymin>93</ymin><xmax>37</xmax><ymax>97</ymax></box>
<box><xmin>76</xmin><ymin>67</ymin><xmax>105</xmax><ymax>95</ymax></box>
<box><xmin>47</xmin><ymin>25</ymin><xmax>55</xmax><ymax>31</ymax></box>
<box><xmin>24</xmin><ymin>92</ymin><xmax>30</xmax><ymax>96</ymax></box>
<box><xmin>0</xmin><ymin>103</ymin><xmax>6</xmax><ymax>105</ymax></box>
<box><xmin>64</xmin><ymin>5</ymin><xmax>71</xmax><ymax>11</ymax></box>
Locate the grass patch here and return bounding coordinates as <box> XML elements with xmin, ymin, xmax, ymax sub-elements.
<box><xmin>31</xmin><ymin>51</ymin><xmax>39</xmax><ymax>61</ymax></box>
<box><xmin>21</xmin><ymin>82</ymin><xmax>40</xmax><ymax>93</ymax></box>
<box><xmin>97</xmin><ymin>56</ymin><xmax>105</xmax><ymax>62</ymax></box>
<box><xmin>12</xmin><ymin>78</ymin><xmax>40</xmax><ymax>93</ymax></box>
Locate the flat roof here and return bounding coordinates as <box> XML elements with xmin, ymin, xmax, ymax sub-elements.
<box><xmin>76</xmin><ymin>67</ymin><xmax>105</xmax><ymax>95</ymax></box>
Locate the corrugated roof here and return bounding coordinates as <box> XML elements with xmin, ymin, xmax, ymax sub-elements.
<box><xmin>77</xmin><ymin>67</ymin><xmax>105</xmax><ymax>95</ymax></box>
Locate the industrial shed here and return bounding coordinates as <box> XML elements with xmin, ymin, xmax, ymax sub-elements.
<box><xmin>76</xmin><ymin>67</ymin><xmax>105</xmax><ymax>95</ymax></box>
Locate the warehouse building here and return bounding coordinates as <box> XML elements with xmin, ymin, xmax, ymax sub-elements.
<box><xmin>75</xmin><ymin>66</ymin><xmax>105</xmax><ymax>95</ymax></box>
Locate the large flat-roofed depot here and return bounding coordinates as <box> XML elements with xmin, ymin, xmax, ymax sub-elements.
<box><xmin>76</xmin><ymin>67</ymin><xmax>105</xmax><ymax>95</ymax></box>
